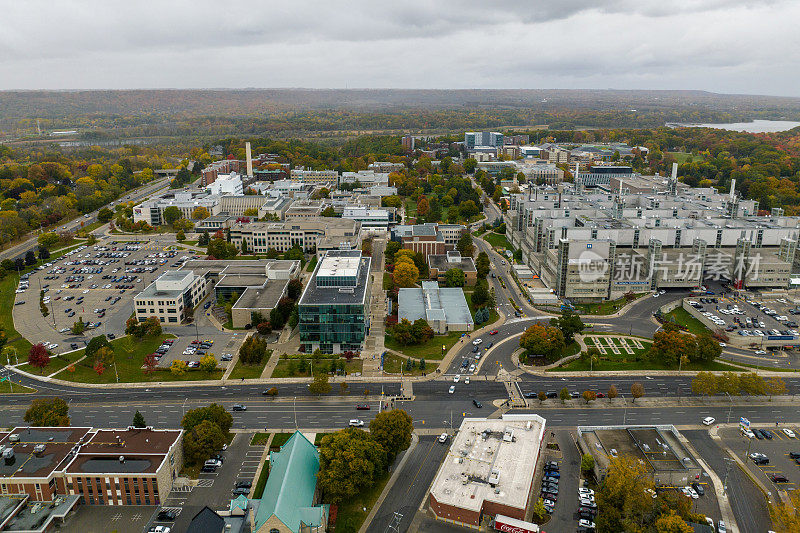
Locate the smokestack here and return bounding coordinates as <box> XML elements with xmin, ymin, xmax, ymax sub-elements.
<box><xmin>671</xmin><ymin>162</ymin><xmax>678</xmax><ymax>181</ymax></box>
<box><xmin>245</xmin><ymin>142</ymin><xmax>253</xmax><ymax>178</ymax></box>
<box><xmin>730</xmin><ymin>178</ymin><xmax>736</xmax><ymax>200</ymax></box>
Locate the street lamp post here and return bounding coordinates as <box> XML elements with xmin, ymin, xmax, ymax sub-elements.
<box><xmin>725</xmin><ymin>392</ymin><xmax>733</xmax><ymax>424</ymax></box>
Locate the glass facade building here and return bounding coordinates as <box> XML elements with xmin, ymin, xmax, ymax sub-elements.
<box><xmin>299</xmin><ymin>250</ymin><xmax>371</xmax><ymax>354</ymax></box>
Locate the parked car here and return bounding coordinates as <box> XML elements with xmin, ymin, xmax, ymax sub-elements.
<box><xmin>472</xmin><ymin>399</ymin><xmax>482</xmax><ymax>408</ymax></box>
<box><xmin>348</xmin><ymin>419</ymin><xmax>365</xmax><ymax>427</ymax></box>
<box><xmin>156</xmin><ymin>509</ymin><xmax>178</xmax><ymax>521</ymax></box>
<box><xmin>702</xmin><ymin>417</ymin><xmax>716</xmax><ymax>426</ymax></box>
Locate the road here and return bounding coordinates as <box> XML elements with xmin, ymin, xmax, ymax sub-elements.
<box><xmin>0</xmin><ymin>177</ymin><xmax>171</xmax><ymax>261</ymax></box>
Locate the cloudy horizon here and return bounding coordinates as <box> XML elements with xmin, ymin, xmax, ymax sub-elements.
<box><xmin>1</xmin><ymin>0</ymin><xmax>798</xmax><ymax>97</ymax></box>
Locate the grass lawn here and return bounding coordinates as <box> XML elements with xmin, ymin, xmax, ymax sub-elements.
<box><xmin>314</xmin><ymin>433</ymin><xmax>331</xmax><ymax>446</ymax></box>
<box><xmin>382</xmin><ymin>272</ymin><xmax>394</xmax><ymax>291</ymax></box>
<box><xmin>18</xmin><ymin>350</ymin><xmax>84</xmax><ymax>376</ymax></box>
<box><xmin>482</xmin><ymin>231</ymin><xmax>513</xmax><ymax>250</ymax></box>
<box><xmin>667</xmin><ymin>152</ymin><xmax>696</xmax><ymax>164</ymax></box>
<box><xmin>253</xmin><ymin>460</ymin><xmax>270</xmax><ymax>498</ymax></box>
<box><xmin>58</xmin><ymin>334</ymin><xmax>223</xmax><ymax>383</ymax></box>
<box><xmin>382</xmin><ymin>352</ymin><xmax>437</xmax><ymax>376</ymax></box>
<box><xmin>178</xmin><ymin>240</ymin><xmax>198</xmax><ymax>246</ymax></box>
<box><xmin>271</xmin><ymin>359</ymin><xmax>363</xmax><ymax>378</ymax></box>
<box><xmin>333</xmin><ymin>470</ymin><xmax>392</xmax><ymax>533</ymax></box>
<box><xmin>551</xmin><ymin>337</ymin><xmax>741</xmax><ymax>372</ymax></box>
<box><xmin>228</xmin><ymin>350</ymin><xmax>272</xmax><ymax>380</ymax></box>
<box><xmin>572</xmin><ymin>293</ymin><xmax>647</xmax><ymax>315</ymax></box>
<box><xmin>384</xmin><ymin>330</ymin><xmax>463</xmax><ymax>360</ymax></box>
<box><xmin>405</xmin><ymin>198</ymin><xmax>417</xmax><ymax>218</ymax></box>
<box><xmin>0</xmin><ymin>380</ymin><xmax>36</xmax><ymax>393</ymax></box>
<box><xmin>270</xmin><ymin>432</ymin><xmax>293</xmax><ymax>450</ymax></box>
<box><xmin>664</xmin><ymin>307</ymin><xmax>710</xmax><ymax>335</ymax></box>
<box><xmin>306</xmin><ymin>255</ymin><xmax>318</xmax><ymax>272</ymax></box>
<box><xmin>250</xmin><ymin>432</ymin><xmax>270</xmax><ymax>446</ymax></box>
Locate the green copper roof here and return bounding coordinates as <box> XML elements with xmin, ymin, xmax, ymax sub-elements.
<box><xmin>254</xmin><ymin>431</ymin><xmax>327</xmax><ymax>533</ymax></box>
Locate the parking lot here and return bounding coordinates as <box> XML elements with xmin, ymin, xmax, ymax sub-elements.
<box><xmin>153</xmin><ymin>332</ymin><xmax>245</xmax><ymax>369</ymax></box>
<box><xmin>12</xmin><ymin>237</ymin><xmax>201</xmax><ymax>353</ymax></box>
<box><xmin>720</xmin><ymin>424</ymin><xmax>800</xmax><ymax>496</ymax></box>
<box><xmin>687</xmin><ymin>293</ymin><xmax>800</xmax><ymax>349</ymax></box>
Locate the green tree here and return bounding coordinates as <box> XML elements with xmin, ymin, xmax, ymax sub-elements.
<box><xmin>559</xmin><ymin>387</ymin><xmax>570</xmax><ymax>403</ymax></box>
<box><xmin>183</xmin><ymin>419</ymin><xmax>226</xmax><ymax>464</ymax></box>
<box><xmin>531</xmin><ymin>497</ymin><xmax>547</xmax><ymax>522</ymax></box>
<box><xmin>457</xmin><ymin>232</ymin><xmax>474</xmax><ymax>257</ymax></box>
<box><xmin>739</xmin><ymin>372</ymin><xmax>766</xmax><ymax>395</ymax></box>
<box><xmin>181</xmin><ymin>403</ymin><xmax>233</xmax><ymax>433</ymax></box>
<box><xmin>309</xmin><ymin>373</ymin><xmax>331</xmax><ymax>395</ymax></box>
<box><xmin>550</xmin><ymin>308</ymin><xmax>584</xmax><ymax>344</ymax></box>
<box><xmin>163</xmin><ymin>206</ymin><xmax>182</xmax><ymax>225</ymax></box>
<box><xmin>471</xmin><ymin>280</ymin><xmax>489</xmax><ymax>306</ymax></box>
<box><xmin>321</xmin><ymin>206</ymin><xmax>336</xmax><ymax>217</ymax></box>
<box><xmin>176</xmin><ymin>229</ymin><xmax>186</xmax><ymax>241</ymax></box>
<box><xmin>132</xmin><ymin>410</ymin><xmax>147</xmax><ymax>428</ymax></box>
<box><xmin>85</xmin><ymin>335</ymin><xmax>110</xmax><ymax>360</ymax></box>
<box><xmin>581</xmin><ymin>453</ymin><xmax>595</xmax><ymax>474</ymax></box>
<box><xmin>475</xmin><ymin>251</ymin><xmax>490</xmax><ymax>279</ymax></box>
<box><xmin>693</xmin><ymin>333</ymin><xmax>722</xmax><ymax>363</ymax></box>
<box><xmin>24</xmin><ymin>397</ymin><xmax>70</xmax><ymax>426</ymax></box>
<box><xmin>317</xmin><ymin>429</ymin><xmax>387</xmax><ymax>503</ymax></box>
<box><xmin>463</xmin><ymin>157</ymin><xmax>478</xmax><ymax>174</ymax></box>
<box><xmin>444</xmin><ymin>268</ymin><xmax>465</xmax><ymax>287</ymax></box>
<box><xmin>716</xmin><ymin>372</ymin><xmax>740</xmax><ymax>395</ymax></box>
<box><xmin>207</xmin><ymin>237</ymin><xmax>238</xmax><ymax>259</ymax></box>
<box><xmin>369</xmin><ymin>409</ymin><xmax>413</xmax><ymax>462</ymax></box>
<box><xmin>37</xmin><ymin>232</ymin><xmax>61</xmax><ymax>249</ymax></box>
<box><xmin>198</xmin><ymin>230</ymin><xmax>210</xmax><ymax>246</ymax></box>
<box><xmin>239</xmin><ymin>334</ymin><xmax>268</xmax><ymax>364</ymax></box>
<box><xmin>97</xmin><ymin>207</ymin><xmax>113</xmax><ymax>222</ymax></box>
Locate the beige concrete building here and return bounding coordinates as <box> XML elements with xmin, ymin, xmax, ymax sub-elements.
<box><xmin>134</xmin><ymin>270</ymin><xmax>209</xmax><ymax>324</ymax></box>
<box><xmin>230</xmin><ymin>218</ymin><xmax>361</xmax><ymax>254</ymax></box>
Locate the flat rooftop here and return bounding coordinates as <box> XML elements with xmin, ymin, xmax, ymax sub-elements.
<box><xmin>317</xmin><ymin>254</ymin><xmax>361</xmax><ymax>278</ymax></box>
<box><xmin>216</xmin><ymin>274</ymin><xmax>269</xmax><ymax>288</ymax></box>
<box><xmin>300</xmin><ymin>251</ymin><xmax>370</xmax><ymax>306</ymax></box>
<box><xmin>579</xmin><ymin>425</ymin><xmax>698</xmax><ymax>475</ymax></box>
<box><xmin>232</xmin><ymin>282</ymin><xmax>289</xmax><ymax>311</ymax></box>
<box><xmin>0</xmin><ymin>428</ymin><xmax>92</xmax><ymax>479</ymax></box>
<box><xmin>429</xmin><ymin>414</ymin><xmax>546</xmax><ymax>515</ymax></box>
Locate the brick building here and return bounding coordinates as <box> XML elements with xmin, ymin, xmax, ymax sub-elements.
<box><xmin>0</xmin><ymin>426</ymin><xmax>182</xmax><ymax>507</ymax></box>
<box><xmin>428</xmin><ymin>414</ymin><xmax>546</xmax><ymax>527</ymax></box>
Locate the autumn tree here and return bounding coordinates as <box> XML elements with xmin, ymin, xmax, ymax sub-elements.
<box><xmin>309</xmin><ymin>373</ymin><xmax>331</xmax><ymax>395</ymax></box>
<box><xmin>393</xmin><ymin>260</ymin><xmax>419</xmax><ymax>288</ymax></box>
<box><xmin>766</xmin><ymin>377</ymin><xmax>787</xmax><ymax>399</ymax></box>
<box><xmin>519</xmin><ymin>323</ymin><xmax>565</xmax><ymax>361</ymax></box>
<box><xmin>691</xmin><ymin>371</ymin><xmax>718</xmax><ymax>396</ymax></box>
<box><xmin>192</xmin><ymin>206</ymin><xmax>210</xmax><ymax>219</ymax></box>
<box><xmin>24</xmin><ymin>397</ymin><xmax>70</xmax><ymax>426</ymax></box>
<box><xmin>583</xmin><ymin>390</ymin><xmax>597</xmax><ymax>404</ymax></box>
<box><xmin>631</xmin><ymin>382</ymin><xmax>644</xmax><ymax>402</ymax></box>
<box><xmin>183</xmin><ymin>419</ymin><xmax>226</xmax><ymax>464</ymax></box>
<box><xmin>608</xmin><ymin>385</ymin><xmax>618</xmax><ymax>399</ymax></box>
<box><xmin>28</xmin><ymin>343</ymin><xmax>51</xmax><ymax>373</ymax></box>
<box><xmin>199</xmin><ymin>355</ymin><xmax>218</xmax><ymax>373</ymax></box>
<box><xmin>416</xmin><ymin>197</ymin><xmax>429</xmax><ymax>217</ymax></box>
<box><xmin>595</xmin><ymin>456</ymin><xmax>657</xmax><ymax>533</ymax></box>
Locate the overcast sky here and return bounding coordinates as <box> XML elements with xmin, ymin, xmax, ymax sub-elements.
<box><xmin>1</xmin><ymin>0</ymin><xmax>798</xmax><ymax>96</ymax></box>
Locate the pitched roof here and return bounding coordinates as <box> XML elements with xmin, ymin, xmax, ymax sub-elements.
<box><xmin>254</xmin><ymin>431</ymin><xmax>327</xmax><ymax>533</ymax></box>
<box><xmin>187</xmin><ymin>506</ymin><xmax>225</xmax><ymax>533</ymax></box>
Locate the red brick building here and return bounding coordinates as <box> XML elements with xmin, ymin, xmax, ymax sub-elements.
<box><xmin>428</xmin><ymin>415</ymin><xmax>546</xmax><ymax>528</ymax></box>
<box><xmin>0</xmin><ymin>426</ymin><xmax>182</xmax><ymax>507</ymax></box>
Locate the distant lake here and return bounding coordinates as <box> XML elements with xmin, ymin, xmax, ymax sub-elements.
<box><xmin>668</xmin><ymin>119</ymin><xmax>800</xmax><ymax>133</ymax></box>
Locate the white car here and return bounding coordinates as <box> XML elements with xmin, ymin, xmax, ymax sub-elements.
<box><xmin>438</xmin><ymin>433</ymin><xmax>448</xmax><ymax>443</ymax></box>
<box><xmin>686</xmin><ymin>486</ymin><xmax>699</xmax><ymax>499</ymax></box>
<box><xmin>82</xmin><ymin>289</ymin><xmax>89</xmax><ymax>294</ymax></box>
<box><xmin>741</xmin><ymin>427</ymin><xmax>756</xmax><ymax>439</ymax></box>
<box><xmin>579</xmin><ymin>488</ymin><xmax>594</xmax><ymax>497</ymax></box>
<box><xmin>680</xmin><ymin>487</ymin><xmax>692</xmax><ymax>498</ymax></box>
<box><xmin>755</xmin><ymin>350</ymin><xmax>767</xmax><ymax>355</ymax></box>
<box><xmin>472</xmin><ymin>338</ymin><xmax>483</xmax><ymax>346</ymax></box>
<box><xmin>718</xmin><ymin>519</ymin><xmax>726</xmax><ymax>532</ymax></box>
<box><xmin>449</xmin><ymin>385</ymin><xmax>455</xmax><ymax>394</ymax></box>
<box><xmin>578</xmin><ymin>519</ymin><xmax>595</xmax><ymax>529</ymax></box>
<box><xmin>783</xmin><ymin>428</ymin><xmax>796</xmax><ymax>438</ymax></box>
<box><xmin>464</xmin><ymin>377</ymin><xmax>470</xmax><ymax>384</ymax></box>
<box><xmin>702</xmin><ymin>417</ymin><xmax>716</xmax><ymax>426</ymax></box>
<box><xmin>453</xmin><ymin>374</ymin><xmax>460</xmax><ymax>383</ymax></box>
<box><xmin>348</xmin><ymin>419</ymin><xmax>364</xmax><ymax>427</ymax></box>
<box><xmin>719</xmin><ymin>342</ymin><xmax>726</xmax><ymax>347</ymax></box>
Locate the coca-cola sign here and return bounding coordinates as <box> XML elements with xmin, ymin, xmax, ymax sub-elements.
<box><xmin>494</xmin><ymin>519</ymin><xmax>538</xmax><ymax>533</ymax></box>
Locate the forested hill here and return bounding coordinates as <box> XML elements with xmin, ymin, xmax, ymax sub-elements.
<box><xmin>3</xmin><ymin>89</ymin><xmax>800</xmax><ymax>138</ymax></box>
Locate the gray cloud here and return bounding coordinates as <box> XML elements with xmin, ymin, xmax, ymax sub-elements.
<box><xmin>0</xmin><ymin>0</ymin><xmax>797</xmax><ymax>95</ymax></box>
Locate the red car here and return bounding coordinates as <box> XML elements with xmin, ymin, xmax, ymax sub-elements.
<box><xmin>489</xmin><ymin>330</ymin><xmax>499</xmax><ymax>335</ymax></box>
<box><xmin>356</xmin><ymin>404</ymin><xmax>371</xmax><ymax>410</ymax></box>
<box><xmin>595</xmin><ymin>392</ymin><xmax>605</xmax><ymax>398</ymax></box>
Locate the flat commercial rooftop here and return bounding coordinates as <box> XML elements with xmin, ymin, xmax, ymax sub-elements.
<box><xmin>300</xmin><ymin>252</ymin><xmax>371</xmax><ymax>306</ymax></box>
<box><xmin>429</xmin><ymin>414</ymin><xmax>546</xmax><ymax>515</ymax></box>
<box><xmin>398</xmin><ymin>282</ymin><xmax>474</xmax><ymax>327</ymax></box>
<box><xmin>232</xmin><ymin>283</ymin><xmax>288</xmax><ymax>311</ymax></box>
<box><xmin>0</xmin><ymin>428</ymin><xmax>92</xmax><ymax>479</ymax></box>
